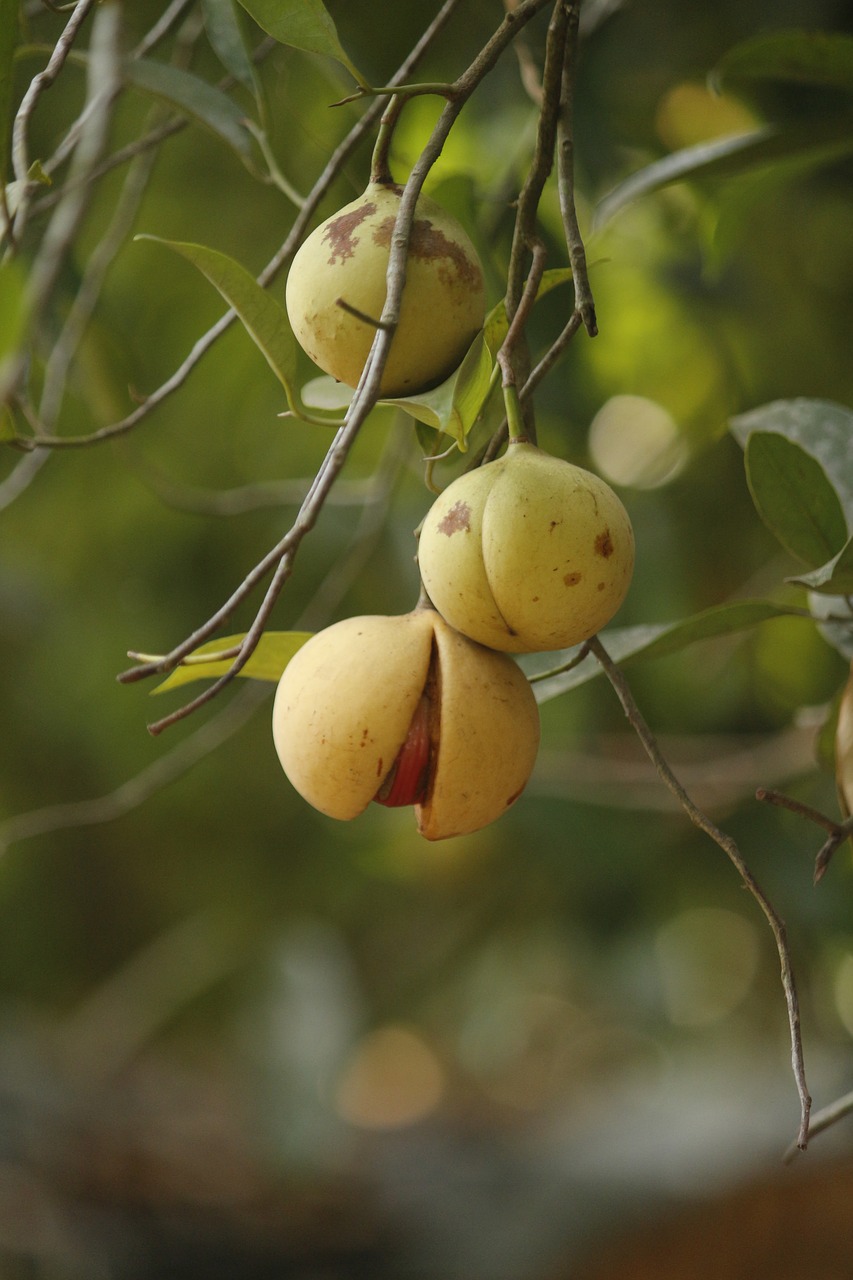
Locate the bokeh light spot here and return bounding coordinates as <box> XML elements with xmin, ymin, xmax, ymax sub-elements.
<box><xmin>589</xmin><ymin>395</ymin><xmax>688</xmax><ymax>489</ymax></box>
<box><xmin>334</xmin><ymin>1025</ymin><xmax>445</xmax><ymax>1130</ymax></box>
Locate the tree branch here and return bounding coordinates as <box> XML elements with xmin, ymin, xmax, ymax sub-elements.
<box><xmin>589</xmin><ymin>634</ymin><xmax>812</xmax><ymax>1152</ymax></box>
<box><xmin>558</xmin><ymin>0</ymin><xmax>597</xmax><ymax>334</ymax></box>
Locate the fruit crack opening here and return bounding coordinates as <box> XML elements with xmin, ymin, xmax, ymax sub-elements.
<box><xmin>373</xmin><ymin>647</ymin><xmax>438</xmax><ymax>808</ymax></box>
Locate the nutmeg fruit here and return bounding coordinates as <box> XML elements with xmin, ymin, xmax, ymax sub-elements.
<box><xmin>418</xmin><ymin>441</ymin><xmax>635</xmax><ymax>653</ymax></box>
<box><xmin>285</xmin><ymin>181</ymin><xmax>486</xmax><ymax>398</ymax></box>
<box><xmin>272</xmin><ymin>608</ymin><xmax>539</xmax><ymax>840</ymax></box>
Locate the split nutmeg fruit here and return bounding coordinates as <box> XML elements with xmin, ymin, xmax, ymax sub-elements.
<box><xmin>285</xmin><ymin>181</ymin><xmax>486</xmax><ymax>398</ymax></box>
<box><xmin>272</xmin><ymin>608</ymin><xmax>540</xmax><ymax>841</ymax></box>
<box><xmin>418</xmin><ymin>442</ymin><xmax>635</xmax><ymax>653</ymax></box>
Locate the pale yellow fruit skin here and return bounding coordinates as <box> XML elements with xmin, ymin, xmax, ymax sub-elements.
<box><xmin>271</xmin><ymin>609</ymin><xmax>540</xmax><ymax>840</ymax></box>
<box><xmin>418</xmin><ymin>442</ymin><xmax>635</xmax><ymax>653</ymax></box>
<box><xmin>272</xmin><ymin>611</ymin><xmax>435</xmax><ymax>821</ymax></box>
<box><xmin>285</xmin><ymin>182</ymin><xmax>486</xmax><ymax>398</ymax></box>
<box><xmin>416</xmin><ymin>613</ymin><xmax>540</xmax><ymax>841</ymax></box>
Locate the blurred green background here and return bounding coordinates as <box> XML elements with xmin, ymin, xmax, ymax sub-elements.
<box><xmin>1</xmin><ymin>1</ymin><xmax>853</xmax><ymax>1275</ymax></box>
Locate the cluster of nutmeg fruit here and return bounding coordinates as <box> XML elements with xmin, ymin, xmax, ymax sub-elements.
<box><xmin>274</xmin><ymin>182</ymin><xmax>635</xmax><ymax>840</ymax></box>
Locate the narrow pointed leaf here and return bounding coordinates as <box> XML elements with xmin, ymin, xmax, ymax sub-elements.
<box><xmin>202</xmin><ymin>0</ymin><xmax>257</xmax><ymax>90</ymax></box>
<box><xmin>528</xmin><ymin>600</ymin><xmax>809</xmax><ymax>702</ymax></box>
<box><xmin>136</xmin><ymin>235</ymin><xmax>298</xmax><ymax>397</ymax></box>
<box><xmin>153</xmin><ymin>631</ymin><xmax>312</xmax><ymax>694</ymax></box>
<box><xmin>745</xmin><ymin>431</ymin><xmax>848</xmax><ymax>567</ymax></box>
<box><xmin>125</xmin><ymin>58</ymin><xmax>253</xmax><ymax>157</ymax></box>
<box><xmin>235</xmin><ymin>0</ymin><xmax>369</xmax><ymax>88</ymax></box>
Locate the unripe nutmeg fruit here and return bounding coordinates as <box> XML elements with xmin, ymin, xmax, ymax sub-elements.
<box><xmin>285</xmin><ymin>181</ymin><xmax>486</xmax><ymax>398</ymax></box>
<box><xmin>418</xmin><ymin>442</ymin><xmax>635</xmax><ymax>653</ymax></box>
<box><xmin>272</xmin><ymin>608</ymin><xmax>540</xmax><ymax>841</ymax></box>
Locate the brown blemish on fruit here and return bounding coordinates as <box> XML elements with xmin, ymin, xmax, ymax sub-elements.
<box><xmin>437</xmin><ymin>500</ymin><xmax>471</xmax><ymax>535</ymax></box>
<box><xmin>505</xmin><ymin>786</ymin><xmax>525</xmax><ymax>807</ymax></box>
<box><xmin>549</xmin><ymin>519</ymin><xmax>561</xmax><ymax>533</ymax></box>
<box><xmin>322</xmin><ymin>202</ymin><xmax>377</xmax><ymax>264</ymax></box>
<box><xmin>595</xmin><ymin>529</ymin><xmax>614</xmax><ymax>558</ymax></box>
<box><xmin>373</xmin><ymin>216</ymin><xmax>483</xmax><ymax>290</ymax></box>
<box><xmin>563</xmin><ymin>571</ymin><xmax>582</xmax><ymax>586</ymax></box>
<box><xmin>376</xmin><ymin>757</ymin><xmax>384</xmax><ymax>777</ymax></box>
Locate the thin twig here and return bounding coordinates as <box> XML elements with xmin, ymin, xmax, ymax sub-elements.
<box><xmin>589</xmin><ymin>634</ymin><xmax>812</xmax><ymax>1152</ymax></box>
<box><xmin>784</xmin><ymin>1088</ymin><xmax>853</xmax><ymax>1164</ymax></box>
<box><xmin>505</xmin><ymin>0</ymin><xmax>569</xmax><ymax>317</ymax></box>
<box><xmin>503</xmin><ymin>0</ymin><xmax>571</xmax><ymax>434</ymax></box>
<box><xmin>497</xmin><ymin>237</ymin><xmax>548</xmax><ymax>389</ymax></box>
<box><xmin>3</xmin><ymin>2</ymin><xmax>122</xmax><ymax>405</ymax></box>
<box><xmin>558</xmin><ymin>1</ymin><xmax>597</xmax><ymax>334</ymax></box>
<box><xmin>756</xmin><ymin>788</ymin><xmax>853</xmax><ymax>883</ymax></box>
<box><xmin>11</xmin><ymin>0</ymin><xmax>98</xmax><ymax>186</ymax></box>
<box><xmin>39</xmin><ymin>128</ymin><xmax>161</xmax><ymax>427</ymax></box>
<box><xmin>131</xmin><ymin>0</ymin><xmax>195</xmax><ymax>58</ymax></box>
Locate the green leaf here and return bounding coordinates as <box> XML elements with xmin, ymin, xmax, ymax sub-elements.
<box><xmin>124</xmin><ymin>58</ymin><xmax>253</xmax><ymax>158</ymax></box>
<box><xmin>0</xmin><ymin>0</ymin><xmax>18</xmax><ymax>187</ymax></box>
<box><xmin>745</xmin><ymin>431</ymin><xmax>848</xmax><ymax>566</ymax></box>
<box><xmin>713</xmin><ymin>30</ymin><xmax>853</xmax><ymax>94</ymax></box>
<box><xmin>153</xmin><ymin>631</ymin><xmax>312</xmax><ymax>693</ymax></box>
<box><xmin>788</xmin><ymin>535</ymin><xmax>853</xmax><ymax>596</ymax></box>
<box><xmin>136</xmin><ymin>235</ymin><xmax>302</xmax><ymax>407</ymax></box>
<box><xmin>235</xmin><ymin>0</ymin><xmax>370</xmax><ymax>89</ymax></box>
<box><xmin>202</xmin><ymin>0</ymin><xmax>258</xmax><ymax>91</ymax></box>
<box><xmin>593</xmin><ymin>119</ymin><xmax>853</xmax><ymax>229</ymax></box>
<box><xmin>526</xmin><ymin>600</ymin><xmax>810</xmax><ymax>703</ymax></box>
<box><xmin>382</xmin><ymin>333</ymin><xmax>495</xmax><ymax>450</ymax></box>
<box><xmin>730</xmin><ymin>399</ymin><xmax>853</xmax><ymax>518</ymax></box>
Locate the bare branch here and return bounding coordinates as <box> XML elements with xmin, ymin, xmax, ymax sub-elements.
<box><xmin>589</xmin><ymin>634</ymin><xmax>811</xmax><ymax>1153</ymax></box>
<box><xmin>558</xmin><ymin>1</ymin><xmax>597</xmax><ymax>334</ymax></box>
<box><xmin>784</xmin><ymin>1088</ymin><xmax>853</xmax><ymax>1164</ymax></box>
<box><xmin>756</xmin><ymin>788</ymin><xmax>853</xmax><ymax>883</ymax></box>
<box><xmin>3</xmin><ymin>2</ymin><xmax>123</xmax><ymax>404</ymax></box>
<box><xmin>11</xmin><ymin>0</ymin><xmax>98</xmax><ymax>188</ymax></box>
